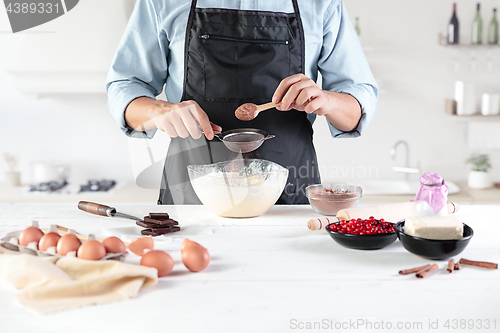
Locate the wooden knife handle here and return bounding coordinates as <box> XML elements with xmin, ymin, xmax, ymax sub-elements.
<box><xmin>78</xmin><ymin>201</ymin><xmax>115</xmax><ymax>217</ymax></box>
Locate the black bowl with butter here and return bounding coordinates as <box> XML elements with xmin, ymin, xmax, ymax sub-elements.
<box><xmin>395</xmin><ymin>221</ymin><xmax>473</xmax><ymax>260</ymax></box>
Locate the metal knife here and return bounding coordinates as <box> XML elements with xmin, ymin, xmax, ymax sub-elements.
<box><xmin>77</xmin><ymin>201</ymin><xmax>143</xmax><ymax>222</ymax></box>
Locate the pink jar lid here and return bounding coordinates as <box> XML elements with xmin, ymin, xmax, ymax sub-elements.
<box><xmin>414</xmin><ymin>173</ymin><xmax>449</xmax><ymax>214</ymax></box>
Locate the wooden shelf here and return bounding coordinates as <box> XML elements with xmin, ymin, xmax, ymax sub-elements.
<box><xmin>441</xmin><ymin>43</ymin><xmax>500</xmax><ymax>49</ymax></box>
<box><xmin>449</xmin><ymin>115</ymin><xmax>500</xmax><ymax>122</ymax></box>
<box><xmin>438</xmin><ymin>33</ymin><xmax>500</xmax><ymax>48</ymax></box>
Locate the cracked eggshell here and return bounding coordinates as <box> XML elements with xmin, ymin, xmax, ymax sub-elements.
<box><xmin>128</xmin><ymin>236</ymin><xmax>154</xmax><ymax>256</ymax></box>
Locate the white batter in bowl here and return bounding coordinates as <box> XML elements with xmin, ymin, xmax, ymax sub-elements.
<box><xmin>187</xmin><ymin>159</ymin><xmax>288</xmax><ymax>218</ymax></box>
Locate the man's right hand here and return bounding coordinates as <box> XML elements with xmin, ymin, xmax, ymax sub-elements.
<box><xmin>125</xmin><ymin>97</ymin><xmax>221</xmax><ymax>140</ymax></box>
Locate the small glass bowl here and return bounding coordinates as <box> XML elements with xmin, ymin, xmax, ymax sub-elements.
<box><xmin>305</xmin><ymin>184</ymin><xmax>362</xmax><ymax>216</ymax></box>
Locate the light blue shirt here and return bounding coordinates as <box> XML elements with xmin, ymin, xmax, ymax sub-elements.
<box><xmin>106</xmin><ymin>0</ymin><xmax>378</xmax><ymax>139</ymax></box>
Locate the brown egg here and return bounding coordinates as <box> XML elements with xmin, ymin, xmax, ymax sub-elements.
<box><xmin>181</xmin><ymin>238</ymin><xmax>199</xmax><ymax>251</ymax></box>
<box><xmin>140</xmin><ymin>250</ymin><xmax>174</xmax><ymax>277</ymax></box>
<box><xmin>18</xmin><ymin>226</ymin><xmax>44</xmax><ymax>247</ymax></box>
<box><xmin>56</xmin><ymin>233</ymin><xmax>82</xmax><ymax>256</ymax></box>
<box><xmin>77</xmin><ymin>240</ymin><xmax>106</xmax><ymax>260</ymax></box>
<box><xmin>102</xmin><ymin>236</ymin><xmax>127</xmax><ymax>254</ymax></box>
<box><xmin>128</xmin><ymin>236</ymin><xmax>154</xmax><ymax>256</ymax></box>
<box><xmin>181</xmin><ymin>241</ymin><xmax>210</xmax><ymax>272</ymax></box>
<box><xmin>38</xmin><ymin>232</ymin><xmax>61</xmax><ymax>251</ymax></box>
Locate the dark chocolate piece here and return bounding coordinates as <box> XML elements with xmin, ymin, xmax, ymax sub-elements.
<box><xmin>143</xmin><ymin>217</ymin><xmax>178</xmax><ymax>225</ymax></box>
<box><xmin>148</xmin><ymin>213</ymin><xmax>170</xmax><ymax>220</ymax></box>
<box><xmin>141</xmin><ymin>226</ymin><xmax>180</xmax><ymax>236</ymax></box>
<box><xmin>136</xmin><ymin>220</ymin><xmax>178</xmax><ymax>228</ymax></box>
<box><xmin>147</xmin><ymin>226</ymin><xmax>180</xmax><ymax>233</ymax></box>
<box><xmin>141</xmin><ymin>229</ymin><xmax>158</xmax><ymax>236</ymax></box>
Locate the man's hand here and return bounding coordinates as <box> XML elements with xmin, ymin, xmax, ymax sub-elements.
<box><xmin>272</xmin><ymin>73</ymin><xmax>362</xmax><ymax>132</ymax></box>
<box><xmin>272</xmin><ymin>73</ymin><xmax>331</xmax><ymax>116</ymax></box>
<box><xmin>125</xmin><ymin>97</ymin><xmax>222</xmax><ymax>140</ymax></box>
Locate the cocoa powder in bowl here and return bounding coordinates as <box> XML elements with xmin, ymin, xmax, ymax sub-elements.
<box><xmin>306</xmin><ymin>185</ymin><xmax>362</xmax><ymax>216</ymax></box>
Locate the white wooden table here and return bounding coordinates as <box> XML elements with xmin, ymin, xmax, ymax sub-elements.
<box><xmin>0</xmin><ymin>203</ymin><xmax>499</xmax><ymax>333</ymax></box>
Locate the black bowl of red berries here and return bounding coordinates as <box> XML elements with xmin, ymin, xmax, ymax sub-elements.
<box><xmin>325</xmin><ymin>217</ymin><xmax>398</xmax><ymax>250</ymax></box>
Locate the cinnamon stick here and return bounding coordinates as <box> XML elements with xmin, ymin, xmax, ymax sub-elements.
<box><xmin>399</xmin><ymin>264</ymin><xmax>432</xmax><ymax>275</ymax></box>
<box><xmin>447</xmin><ymin>259</ymin><xmax>455</xmax><ymax>273</ymax></box>
<box><xmin>459</xmin><ymin>258</ymin><xmax>498</xmax><ymax>269</ymax></box>
<box><xmin>454</xmin><ymin>262</ymin><xmax>460</xmax><ymax>270</ymax></box>
<box><xmin>416</xmin><ymin>264</ymin><xmax>438</xmax><ymax>278</ymax></box>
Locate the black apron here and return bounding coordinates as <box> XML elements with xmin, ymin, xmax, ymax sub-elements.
<box><xmin>158</xmin><ymin>0</ymin><xmax>321</xmax><ymax>205</ymax></box>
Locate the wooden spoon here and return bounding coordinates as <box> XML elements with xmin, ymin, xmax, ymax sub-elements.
<box><xmin>235</xmin><ymin>102</ymin><xmax>280</xmax><ymax>121</ymax></box>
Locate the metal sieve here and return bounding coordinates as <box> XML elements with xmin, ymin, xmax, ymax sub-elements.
<box><xmin>214</xmin><ymin>128</ymin><xmax>275</xmax><ymax>153</ymax></box>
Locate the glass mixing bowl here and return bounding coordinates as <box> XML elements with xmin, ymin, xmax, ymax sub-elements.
<box><xmin>187</xmin><ymin>159</ymin><xmax>288</xmax><ymax>218</ymax></box>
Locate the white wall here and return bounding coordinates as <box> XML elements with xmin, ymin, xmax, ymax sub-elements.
<box><xmin>1</xmin><ymin>0</ymin><xmax>499</xmax><ymax>188</ymax></box>
<box><xmin>313</xmin><ymin>0</ymin><xmax>500</xmax><ymax>183</ymax></box>
<box><xmin>0</xmin><ymin>1</ymin><xmax>137</xmax><ymax>185</ymax></box>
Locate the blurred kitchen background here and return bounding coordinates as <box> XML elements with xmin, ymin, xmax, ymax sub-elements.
<box><xmin>0</xmin><ymin>0</ymin><xmax>499</xmax><ymax>203</ymax></box>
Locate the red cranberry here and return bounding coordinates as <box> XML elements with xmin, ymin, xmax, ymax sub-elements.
<box><xmin>329</xmin><ymin>218</ymin><xmax>394</xmax><ymax>235</ymax></box>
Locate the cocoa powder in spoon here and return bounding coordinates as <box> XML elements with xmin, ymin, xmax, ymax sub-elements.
<box><xmin>235</xmin><ymin>103</ymin><xmax>258</xmax><ymax>121</ymax></box>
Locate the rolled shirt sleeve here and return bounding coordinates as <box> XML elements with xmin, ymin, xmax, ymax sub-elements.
<box><xmin>318</xmin><ymin>0</ymin><xmax>378</xmax><ymax>138</ymax></box>
<box><xmin>106</xmin><ymin>0</ymin><xmax>169</xmax><ymax>139</ymax></box>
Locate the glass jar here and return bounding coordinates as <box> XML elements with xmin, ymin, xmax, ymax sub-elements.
<box><xmin>414</xmin><ymin>173</ymin><xmax>449</xmax><ymax>216</ymax></box>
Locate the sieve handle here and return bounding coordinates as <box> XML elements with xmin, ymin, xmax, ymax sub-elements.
<box><xmin>213</xmin><ymin>130</ymin><xmax>222</xmax><ymax>141</ymax></box>
<box><xmin>264</xmin><ymin>135</ymin><xmax>275</xmax><ymax>140</ymax></box>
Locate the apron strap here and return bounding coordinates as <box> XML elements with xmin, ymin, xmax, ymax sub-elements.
<box><xmin>182</xmin><ymin>0</ymin><xmax>199</xmax><ymax>94</ymax></box>
<box><xmin>291</xmin><ymin>0</ymin><xmax>305</xmax><ymax>73</ymax></box>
